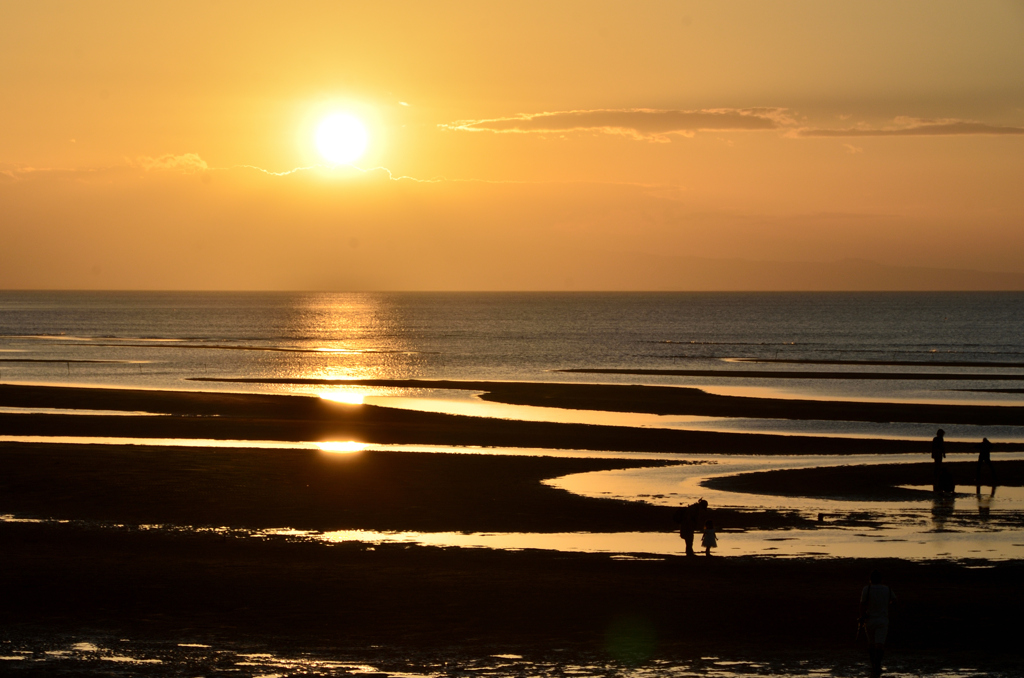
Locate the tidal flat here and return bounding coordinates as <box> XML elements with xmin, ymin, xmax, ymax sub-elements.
<box><xmin>1</xmin><ymin>382</ymin><xmax>1022</xmax><ymax>675</ymax></box>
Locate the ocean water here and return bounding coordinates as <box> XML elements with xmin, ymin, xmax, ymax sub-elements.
<box><xmin>2</xmin><ymin>291</ymin><xmax>1024</xmax><ymax>441</ymax></box>
<box><xmin>2</xmin><ymin>290</ymin><xmax>1022</xmax><ymax>381</ymax></box>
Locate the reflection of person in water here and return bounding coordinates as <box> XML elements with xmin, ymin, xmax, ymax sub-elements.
<box><xmin>976</xmin><ymin>437</ymin><xmax>997</xmax><ymax>493</ymax></box>
<box><xmin>674</xmin><ymin>498</ymin><xmax>708</xmax><ymax>556</ymax></box>
<box><xmin>977</xmin><ymin>491</ymin><xmax>993</xmax><ymax>520</ymax></box>
<box><xmin>859</xmin><ymin>570</ymin><xmax>897</xmax><ymax>678</ymax></box>
<box><xmin>931</xmin><ymin>429</ymin><xmax>949</xmax><ymax>493</ymax></box>
<box><xmin>931</xmin><ymin>494</ymin><xmax>954</xmax><ymax>531</ymax></box>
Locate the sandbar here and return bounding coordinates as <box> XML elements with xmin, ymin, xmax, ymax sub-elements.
<box><xmin>3</xmin><ymin>382</ymin><xmax>979</xmax><ymax>455</ymax></box>
<box><xmin>192</xmin><ymin>376</ymin><xmax>1024</xmax><ymax>427</ymax></box>
<box><xmin>557</xmin><ymin>367</ymin><xmax>1024</xmax><ymax>380</ymax></box>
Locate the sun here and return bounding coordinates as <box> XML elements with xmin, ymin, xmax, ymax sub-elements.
<box><xmin>316</xmin><ymin>113</ymin><xmax>369</xmax><ymax>164</ymax></box>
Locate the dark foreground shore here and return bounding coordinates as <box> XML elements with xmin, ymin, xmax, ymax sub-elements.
<box><xmin>2</xmin><ymin>382</ymin><xmax>1022</xmax><ymax>672</ymax></box>
<box><xmin>4</xmin><ymin>520</ymin><xmax>1022</xmax><ymax>672</ymax></box>
<box><xmin>3</xmin><ymin>439</ymin><xmax>1022</xmax><ymax>671</ymax></box>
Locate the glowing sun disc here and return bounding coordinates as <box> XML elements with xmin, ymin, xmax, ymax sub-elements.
<box><xmin>316</xmin><ymin>113</ymin><xmax>369</xmax><ymax>164</ymax></box>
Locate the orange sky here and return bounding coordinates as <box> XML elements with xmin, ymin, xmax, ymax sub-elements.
<box><xmin>2</xmin><ymin>1</ymin><xmax>1023</xmax><ymax>290</ymax></box>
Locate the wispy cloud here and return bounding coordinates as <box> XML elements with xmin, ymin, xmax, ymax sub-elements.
<box><xmin>797</xmin><ymin>118</ymin><xmax>1024</xmax><ymax>137</ymax></box>
<box><xmin>0</xmin><ymin>165</ymin><xmax>113</xmax><ymax>182</ymax></box>
<box><xmin>445</xmin><ymin>109</ymin><xmax>1024</xmax><ymax>142</ymax></box>
<box><xmin>232</xmin><ymin>163</ymin><xmax>443</xmax><ymax>183</ymax></box>
<box><xmin>3</xmin><ymin>154</ymin><xmax>210</xmax><ymax>182</ymax></box>
<box><xmin>1</xmin><ymin>157</ymin><xmax>441</xmax><ymax>184</ymax></box>
<box><xmin>231</xmin><ymin>163</ymin><xmax>326</xmax><ymax>177</ymax></box>
<box><xmin>136</xmin><ymin>152</ymin><xmax>209</xmax><ymax>172</ymax></box>
<box><xmin>0</xmin><ymin>160</ymin><xmax>686</xmax><ymax>191</ymax></box>
<box><xmin>441</xmin><ymin>108</ymin><xmax>791</xmax><ymax>141</ymax></box>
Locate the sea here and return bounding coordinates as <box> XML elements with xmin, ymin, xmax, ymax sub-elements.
<box><xmin>2</xmin><ymin>290</ymin><xmax>1023</xmax><ymax>382</ymax></box>
<box><xmin>2</xmin><ymin>290</ymin><xmax>1023</xmax><ymax>439</ymax></box>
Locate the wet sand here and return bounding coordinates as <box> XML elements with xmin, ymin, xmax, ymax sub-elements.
<box><xmin>1</xmin><ymin>382</ymin><xmax>972</xmax><ymax>455</ymax></box>
<box><xmin>558</xmin><ymin>365</ymin><xmax>1024</xmax><ymax>378</ymax></box>
<box><xmin>727</xmin><ymin>357</ymin><xmax>1024</xmax><ymax>368</ymax></box>
<box><xmin>707</xmin><ymin>459</ymin><xmax>1024</xmax><ymax>502</ymax></box>
<box><xmin>1</xmin><ymin>520</ymin><xmax>1020</xmax><ymax>665</ymax></box>
<box><xmin>2</xmin><ymin>382</ymin><xmax>1022</xmax><ymax>669</ymax></box>
<box><xmin>0</xmin><ymin>442</ymin><xmax>701</xmax><ymax>533</ymax></box>
<box><xmin>191</xmin><ymin>377</ymin><xmax>1024</xmax><ymax>428</ymax></box>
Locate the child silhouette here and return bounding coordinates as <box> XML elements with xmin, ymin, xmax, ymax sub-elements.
<box><xmin>702</xmin><ymin>519</ymin><xmax>717</xmax><ymax>556</ymax></box>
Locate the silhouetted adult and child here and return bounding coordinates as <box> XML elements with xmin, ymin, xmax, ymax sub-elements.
<box><xmin>673</xmin><ymin>498</ymin><xmax>708</xmax><ymax>556</ymax></box>
<box><xmin>859</xmin><ymin>569</ymin><xmax>897</xmax><ymax>678</ymax></box>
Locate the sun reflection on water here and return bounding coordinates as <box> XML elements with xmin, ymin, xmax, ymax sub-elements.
<box><xmin>319</xmin><ymin>391</ymin><xmax>366</xmax><ymax>405</ymax></box>
<box><xmin>317</xmin><ymin>441</ymin><xmax>367</xmax><ymax>454</ymax></box>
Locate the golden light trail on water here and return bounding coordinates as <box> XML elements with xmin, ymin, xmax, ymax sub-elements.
<box><xmin>318</xmin><ymin>441</ymin><xmax>367</xmax><ymax>454</ymax></box>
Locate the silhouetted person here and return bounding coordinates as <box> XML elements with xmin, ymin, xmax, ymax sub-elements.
<box><xmin>976</xmin><ymin>437</ymin><xmax>996</xmax><ymax>493</ymax></box>
<box><xmin>701</xmin><ymin>519</ymin><xmax>717</xmax><ymax>556</ymax></box>
<box><xmin>931</xmin><ymin>429</ymin><xmax>946</xmax><ymax>493</ymax></box>
<box><xmin>674</xmin><ymin>498</ymin><xmax>708</xmax><ymax>556</ymax></box>
<box><xmin>860</xmin><ymin>570</ymin><xmax>897</xmax><ymax>678</ymax></box>
<box><xmin>931</xmin><ymin>429</ymin><xmax>946</xmax><ymax>463</ymax></box>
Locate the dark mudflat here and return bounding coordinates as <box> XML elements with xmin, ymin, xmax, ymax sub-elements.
<box><xmin>2</xmin><ymin>383</ymin><xmax>1022</xmax><ymax>671</ymax></box>
<box><xmin>3</xmin><ymin>521</ymin><xmax>1022</xmax><ymax>666</ymax></box>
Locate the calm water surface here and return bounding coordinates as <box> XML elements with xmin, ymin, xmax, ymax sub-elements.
<box><xmin>3</xmin><ymin>291</ymin><xmax>1024</xmax><ymax>440</ymax></box>
<box><xmin>2</xmin><ymin>290</ymin><xmax>1022</xmax><ymax>392</ymax></box>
